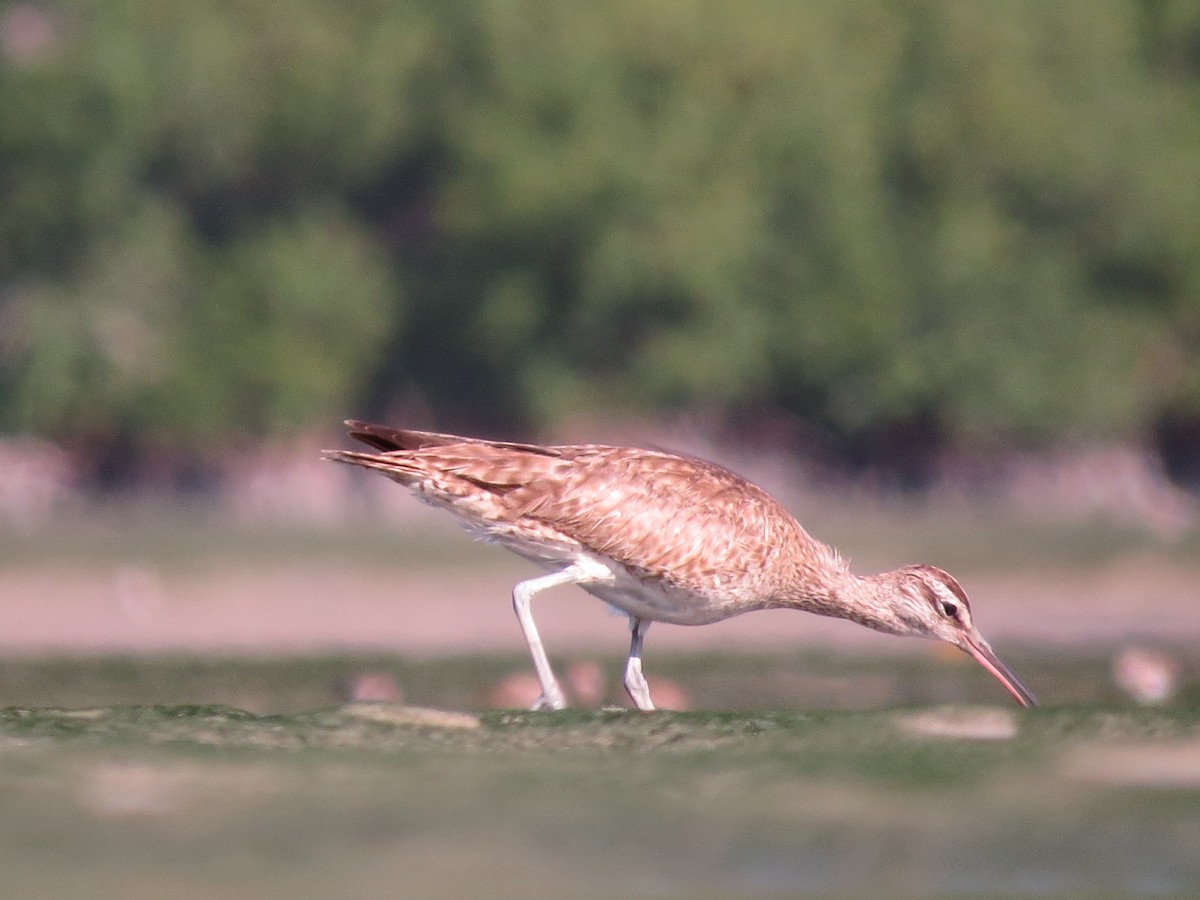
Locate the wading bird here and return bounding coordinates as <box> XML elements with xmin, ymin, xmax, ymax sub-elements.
<box><xmin>324</xmin><ymin>421</ymin><xmax>1037</xmax><ymax>711</ymax></box>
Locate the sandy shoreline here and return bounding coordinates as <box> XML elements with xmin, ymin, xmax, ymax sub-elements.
<box><xmin>2</xmin><ymin>555</ymin><xmax>1195</xmax><ymax>656</ymax></box>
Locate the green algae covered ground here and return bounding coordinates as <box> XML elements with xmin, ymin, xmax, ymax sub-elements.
<box><xmin>1</xmin><ymin>654</ymin><xmax>1198</xmax><ymax>900</ymax></box>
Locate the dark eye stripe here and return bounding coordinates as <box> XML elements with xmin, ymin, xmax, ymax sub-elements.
<box><xmin>943</xmin><ymin>577</ymin><xmax>970</xmax><ymax>606</ymax></box>
<box><xmin>927</xmin><ymin>566</ymin><xmax>971</xmax><ymax>608</ymax></box>
<box><xmin>919</xmin><ymin>576</ymin><xmax>970</xmax><ymax>618</ymax></box>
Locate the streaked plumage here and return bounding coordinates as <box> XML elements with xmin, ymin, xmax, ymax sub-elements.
<box><xmin>324</xmin><ymin>420</ymin><xmax>1036</xmax><ymax>711</ymax></box>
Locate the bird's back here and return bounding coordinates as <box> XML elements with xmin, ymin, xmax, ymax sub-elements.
<box><xmin>329</xmin><ymin>423</ymin><xmax>843</xmax><ymax>615</ymax></box>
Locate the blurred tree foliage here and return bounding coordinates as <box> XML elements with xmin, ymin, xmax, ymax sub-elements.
<box><xmin>0</xmin><ymin>0</ymin><xmax>1198</xmax><ymax>477</ymax></box>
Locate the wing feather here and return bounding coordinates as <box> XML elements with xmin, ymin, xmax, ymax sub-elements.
<box><xmin>330</xmin><ymin>421</ymin><xmax>835</xmax><ymax>599</ymax></box>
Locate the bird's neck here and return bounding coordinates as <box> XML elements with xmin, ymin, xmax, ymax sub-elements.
<box><xmin>776</xmin><ymin>563</ymin><xmax>909</xmax><ymax>637</ymax></box>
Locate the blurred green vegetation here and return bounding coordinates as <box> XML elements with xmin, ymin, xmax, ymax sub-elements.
<box><xmin>1</xmin><ymin>1</ymin><xmax>1198</xmax><ymax>475</ymax></box>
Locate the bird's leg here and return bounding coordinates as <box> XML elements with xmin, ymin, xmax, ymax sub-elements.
<box><xmin>624</xmin><ymin>616</ymin><xmax>655</xmax><ymax>711</ymax></box>
<box><xmin>512</xmin><ymin>565</ymin><xmax>599</xmax><ymax>711</ymax></box>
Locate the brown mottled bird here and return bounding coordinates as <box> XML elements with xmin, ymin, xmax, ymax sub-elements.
<box><xmin>323</xmin><ymin>421</ymin><xmax>1037</xmax><ymax>711</ymax></box>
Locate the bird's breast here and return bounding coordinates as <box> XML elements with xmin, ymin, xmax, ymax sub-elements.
<box><xmin>580</xmin><ymin>566</ymin><xmax>758</xmax><ymax>626</ymax></box>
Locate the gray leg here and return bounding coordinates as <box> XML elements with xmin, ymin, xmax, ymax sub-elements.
<box><xmin>512</xmin><ymin>564</ymin><xmax>603</xmax><ymax>711</ymax></box>
<box><xmin>624</xmin><ymin>616</ymin><xmax>655</xmax><ymax>711</ymax></box>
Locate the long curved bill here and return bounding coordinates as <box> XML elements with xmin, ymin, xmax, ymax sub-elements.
<box><xmin>962</xmin><ymin>634</ymin><xmax>1038</xmax><ymax>707</ymax></box>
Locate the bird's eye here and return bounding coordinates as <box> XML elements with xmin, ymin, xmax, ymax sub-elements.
<box><xmin>940</xmin><ymin>600</ymin><xmax>959</xmax><ymax>619</ymax></box>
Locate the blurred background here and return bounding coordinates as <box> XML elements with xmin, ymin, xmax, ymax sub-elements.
<box><xmin>0</xmin><ymin>0</ymin><xmax>1198</xmax><ymax>693</ymax></box>
<box><xmin>3</xmin><ymin>4</ymin><xmax>1200</xmax><ymax>898</ymax></box>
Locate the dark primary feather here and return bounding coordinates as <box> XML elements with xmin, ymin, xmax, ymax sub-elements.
<box><xmin>346</xmin><ymin>420</ymin><xmax>561</xmax><ymax>457</ymax></box>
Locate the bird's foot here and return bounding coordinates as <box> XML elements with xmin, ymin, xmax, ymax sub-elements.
<box><xmin>624</xmin><ymin>665</ymin><xmax>656</xmax><ymax>711</ymax></box>
<box><xmin>530</xmin><ymin>686</ymin><xmax>567</xmax><ymax>711</ymax></box>
<box><xmin>626</xmin><ymin>690</ymin><xmax>656</xmax><ymax>712</ymax></box>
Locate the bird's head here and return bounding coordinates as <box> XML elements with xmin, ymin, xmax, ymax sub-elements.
<box><xmin>863</xmin><ymin>564</ymin><xmax>1038</xmax><ymax>707</ymax></box>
